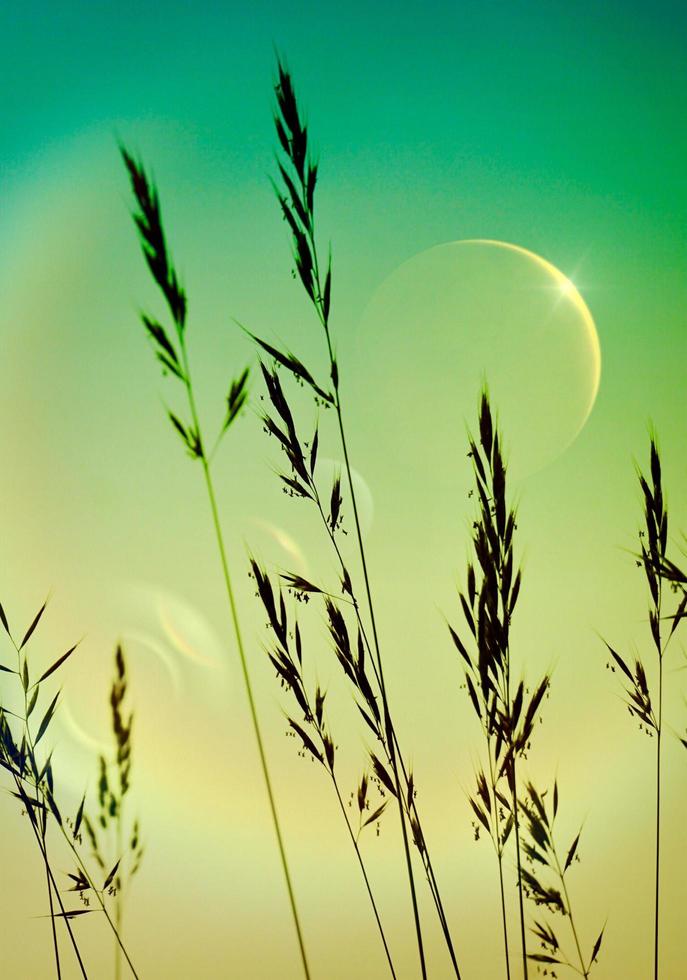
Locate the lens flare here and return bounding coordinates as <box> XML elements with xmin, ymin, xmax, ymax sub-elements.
<box><xmin>353</xmin><ymin>239</ymin><xmax>602</xmax><ymax>480</ymax></box>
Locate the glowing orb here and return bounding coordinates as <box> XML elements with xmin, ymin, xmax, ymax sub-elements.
<box><xmin>352</xmin><ymin>239</ymin><xmax>601</xmax><ymax>480</ymax></box>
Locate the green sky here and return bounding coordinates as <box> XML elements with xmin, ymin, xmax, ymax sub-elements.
<box><xmin>1</xmin><ymin>3</ymin><xmax>686</xmax><ymax>978</ymax></box>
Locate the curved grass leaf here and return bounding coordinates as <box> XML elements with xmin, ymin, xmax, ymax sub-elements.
<box><xmin>0</xmin><ymin>601</ymin><xmax>10</xmax><ymax>636</ymax></box>
<box><xmin>103</xmin><ymin>859</ymin><xmax>121</xmax><ymax>892</ymax></box>
<box><xmin>223</xmin><ymin>367</ymin><xmax>250</xmax><ymax>432</ymax></box>
<box><xmin>36</xmin><ymin>642</ymin><xmax>79</xmax><ymax>686</ymax></box>
<box><xmin>20</xmin><ymin>599</ymin><xmax>48</xmax><ymax>650</ymax></box>
<box><xmin>242</xmin><ymin>325</ymin><xmax>334</xmax><ymax>405</ymax></box>
<box><xmin>35</xmin><ymin>691</ymin><xmax>60</xmax><ymax>746</ymax></box>
<box><xmin>563</xmin><ymin>830</ymin><xmax>582</xmax><ymax>872</ymax></box>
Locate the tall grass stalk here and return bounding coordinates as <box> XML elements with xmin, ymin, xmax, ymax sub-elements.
<box><xmin>248</xmin><ymin>56</ymin><xmax>465</xmax><ymax>978</ymax></box>
<box><xmin>520</xmin><ymin>781</ymin><xmax>605</xmax><ymax>977</ymax></box>
<box><xmin>121</xmin><ymin>149</ymin><xmax>310</xmax><ymax>978</ymax></box>
<box><xmin>251</xmin><ymin>558</ymin><xmax>397</xmax><ymax>977</ymax></box>
<box><xmin>258</xmin><ymin>354</ymin><xmax>458</xmax><ymax>967</ymax></box>
<box><xmin>0</xmin><ymin>598</ymin><xmax>144</xmax><ymax>977</ymax></box>
<box><xmin>0</xmin><ymin>598</ymin><xmax>88</xmax><ymax>978</ymax></box>
<box><xmin>78</xmin><ymin>646</ymin><xmax>144</xmax><ymax>980</ymax></box>
<box><xmin>64</xmin><ymin>817</ymin><xmax>141</xmax><ymax>980</ymax></box>
<box><xmin>450</xmin><ymin>392</ymin><xmax>550</xmax><ymax>980</ymax></box>
<box><xmin>603</xmin><ymin>436</ymin><xmax>685</xmax><ymax>980</ymax></box>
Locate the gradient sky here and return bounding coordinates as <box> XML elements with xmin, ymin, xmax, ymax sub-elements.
<box><xmin>1</xmin><ymin>3</ymin><xmax>686</xmax><ymax>978</ymax></box>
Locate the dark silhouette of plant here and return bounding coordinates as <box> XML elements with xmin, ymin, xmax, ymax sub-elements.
<box><xmin>0</xmin><ymin>597</ymin><xmax>87</xmax><ymax>978</ymax></box>
<box><xmin>653</xmin><ymin>539</ymin><xmax>687</xmax><ymax>746</ymax></box>
<box><xmin>78</xmin><ymin>646</ymin><xmax>144</xmax><ymax>980</ymax></box>
<box><xmin>251</xmin><ymin>558</ymin><xmax>397</xmax><ymax>977</ymax></box>
<box><xmin>246</xmin><ymin>57</ymin><xmax>464</xmax><ymax>978</ymax></box>
<box><xmin>0</xmin><ymin>598</ymin><xmax>141</xmax><ymax>979</ymax></box>
<box><xmin>450</xmin><ymin>391</ymin><xmax>550</xmax><ymax>980</ymax></box>
<box><xmin>603</xmin><ymin>436</ymin><xmax>686</xmax><ymax>980</ymax></box>
<box><xmin>121</xmin><ymin>148</ymin><xmax>311</xmax><ymax>977</ymax></box>
<box><xmin>520</xmin><ymin>781</ymin><xmax>604</xmax><ymax>978</ymax></box>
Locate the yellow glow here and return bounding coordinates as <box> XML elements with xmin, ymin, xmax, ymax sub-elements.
<box><xmin>59</xmin><ymin>700</ymin><xmax>111</xmax><ymax>755</ymax></box>
<box><xmin>158</xmin><ymin>604</ymin><xmax>218</xmax><ymax>669</ymax></box>
<box><xmin>460</xmin><ymin>238</ymin><xmax>602</xmax><ymax>423</ymax></box>
<box><xmin>355</xmin><ymin>238</ymin><xmax>603</xmax><ymax>479</ymax></box>
<box><xmin>123</xmin><ymin>629</ymin><xmax>183</xmax><ymax>693</ymax></box>
<box><xmin>249</xmin><ymin>518</ymin><xmax>309</xmax><ymax>573</ymax></box>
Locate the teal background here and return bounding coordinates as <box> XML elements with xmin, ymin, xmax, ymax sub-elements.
<box><xmin>0</xmin><ymin>3</ymin><xmax>685</xmax><ymax>978</ymax></box>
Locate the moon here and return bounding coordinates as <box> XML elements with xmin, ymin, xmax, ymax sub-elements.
<box><xmin>352</xmin><ymin>239</ymin><xmax>601</xmax><ymax>481</ymax></box>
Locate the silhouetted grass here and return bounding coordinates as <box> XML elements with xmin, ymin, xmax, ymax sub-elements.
<box><xmin>520</xmin><ymin>781</ymin><xmax>604</xmax><ymax>978</ymax></box>
<box><xmin>450</xmin><ymin>391</ymin><xmax>550</xmax><ymax>980</ymax></box>
<box><xmin>78</xmin><ymin>645</ymin><xmax>144</xmax><ymax>980</ymax></box>
<box><xmin>0</xmin><ymin>598</ymin><xmax>141</xmax><ymax>979</ymax></box>
<box><xmin>5</xmin><ymin>39</ymin><xmax>687</xmax><ymax>980</ymax></box>
<box><xmin>603</xmin><ymin>436</ymin><xmax>686</xmax><ymax>980</ymax></box>
<box><xmin>121</xmin><ymin>148</ymin><xmax>311</xmax><ymax>978</ymax></box>
<box><xmin>250</xmin><ymin>558</ymin><xmax>397</xmax><ymax>977</ymax></box>
<box><xmin>0</xmin><ymin>597</ymin><xmax>86</xmax><ymax>978</ymax></box>
<box><xmin>247</xmin><ymin>56</ymin><xmax>464</xmax><ymax>978</ymax></box>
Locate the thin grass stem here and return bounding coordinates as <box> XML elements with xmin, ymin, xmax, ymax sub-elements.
<box><xmin>512</xmin><ymin>757</ymin><xmax>528</xmax><ymax>980</ymax></box>
<box><xmin>21</xmin><ymin>673</ymin><xmax>63</xmax><ymax>980</ymax></box>
<box><xmin>200</xmin><ymin>451</ymin><xmax>310</xmax><ymax>978</ymax></box>
<box><xmin>520</xmin><ymin>780</ymin><xmax>605</xmax><ymax>978</ymax></box>
<box><xmin>121</xmin><ymin>145</ymin><xmax>310</xmax><ymax>979</ymax></box>
<box><xmin>330</xmin><ymin>775</ymin><xmax>397</xmax><ymax>978</ymax></box>
<box><xmin>554</xmin><ymin>851</ymin><xmax>588</xmax><ymax>979</ymax></box>
<box><xmin>271</xmin><ymin>67</ymin><xmax>428</xmax><ymax>970</ymax></box>
<box><xmin>603</xmin><ymin>438</ymin><xmax>679</xmax><ymax>980</ymax></box>
<box><xmin>181</xmin><ymin>337</ymin><xmax>309</xmax><ymax>977</ymax></box>
<box><xmin>319</xmin><ymin>235</ymin><xmax>427</xmax><ymax>980</ymax></box>
<box><xmin>312</xmin><ymin>460</ymin><xmax>460</xmax><ymax>976</ymax></box>
<box><xmin>18</xmin><ymin>642</ymin><xmax>62</xmax><ymax>980</ymax></box>
<box><xmin>57</xmin><ymin>827</ymin><xmax>138</xmax><ymax>979</ymax></box>
<box><xmin>487</xmin><ymin>741</ymin><xmax>511</xmax><ymax>980</ymax></box>
<box><xmin>252</xmin><ymin>558</ymin><xmax>396</xmax><ymax>976</ymax></box>
<box><xmin>43</xmin><ymin>851</ymin><xmax>62</xmax><ymax>980</ymax></box>
<box><xmin>6</xmin><ymin>628</ymin><xmax>88</xmax><ymax>979</ymax></box>
<box><xmin>451</xmin><ymin>394</ymin><xmax>551</xmax><ymax>980</ymax></box>
<box><xmin>652</xmin><ymin>503</ymin><xmax>666</xmax><ymax>980</ymax></box>
<box><xmin>504</xmin><ymin>575</ymin><xmax>527</xmax><ymax>980</ymax></box>
<box><xmin>335</xmin><ymin>397</ymin><xmax>427</xmax><ymax>980</ymax></box>
<box><xmin>496</xmin><ymin>853</ymin><xmax>511</xmax><ymax>980</ymax></box>
<box><xmin>115</xmin><ymin>815</ymin><xmax>123</xmax><ymax>980</ymax></box>
<box><xmin>654</xmin><ymin>620</ymin><xmax>663</xmax><ymax>980</ymax></box>
<box><xmin>8</xmin><ymin>766</ymin><xmax>89</xmax><ymax>978</ymax></box>
<box><xmin>265</xmin><ymin>58</ymin><xmax>468</xmax><ymax>975</ymax></box>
